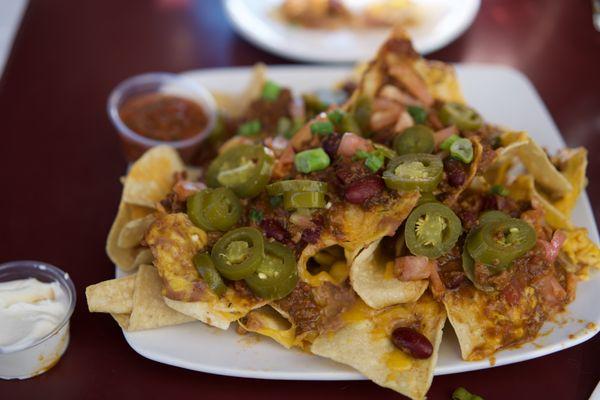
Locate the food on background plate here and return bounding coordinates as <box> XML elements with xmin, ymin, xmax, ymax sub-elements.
<box><xmin>88</xmin><ymin>28</ymin><xmax>599</xmax><ymax>399</ymax></box>
<box><xmin>278</xmin><ymin>0</ymin><xmax>422</xmax><ymax>30</ymax></box>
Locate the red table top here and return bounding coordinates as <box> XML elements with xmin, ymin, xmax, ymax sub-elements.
<box><xmin>1</xmin><ymin>1</ymin><xmax>599</xmax><ymax>399</ymax></box>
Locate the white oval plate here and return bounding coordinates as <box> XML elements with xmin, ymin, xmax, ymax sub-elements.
<box><xmin>118</xmin><ymin>64</ymin><xmax>600</xmax><ymax>380</ymax></box>
<box><xmin>223</xmin><ymin>0</ymin><xmax>481</xmax><ymax>62</ymax></box>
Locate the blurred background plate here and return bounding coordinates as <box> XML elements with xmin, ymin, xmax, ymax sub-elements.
<box><xmin>224</xmin><ymin>0</ymin><xmax>480</xmax><ymax>62</ymax></box>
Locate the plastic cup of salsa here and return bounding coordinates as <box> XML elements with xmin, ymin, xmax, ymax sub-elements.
<box><xmin>107</xmin><ymin>72</ymin><xmax>217</xmax><ymax>162</ymax></box>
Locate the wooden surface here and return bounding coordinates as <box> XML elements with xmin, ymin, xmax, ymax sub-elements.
<box><xmin>1</xmin><ymin>1</ymin><xmax>599</xmax><ymax>399</ymax></box>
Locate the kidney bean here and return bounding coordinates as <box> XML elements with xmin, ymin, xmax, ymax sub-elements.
<box><xmin>344</xmin><ymin>175</ymin><xmax>384</xmax><ymax>205</ymax></box>
<box><xmin>444</xmin><ymin>158</ymin><xmax>467</xmax><ymax>187</ymax></box>
<box><xmin>260</xmin><ymin>219</ymin><xmax>291</xmax><ymax>244</ymax></box>
<box><xmin>322</xmin><ymin>132</ymin><xmax>342</xmax><ymax>159</ymax></box>
<box><xmin>391</xmin><ymin>327</ymin><xmax>433</xmax><ymax>359</ymax></box>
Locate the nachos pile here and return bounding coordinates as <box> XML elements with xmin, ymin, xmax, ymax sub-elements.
<box><xmin>87</xmin><ymin>28</ymin><xmax>599</xmax><ymax>399</ymax></box>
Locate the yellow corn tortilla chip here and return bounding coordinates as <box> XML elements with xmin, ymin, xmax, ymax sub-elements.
<box><xmin>297</xmin><ymin>237</ymin><xmax>357</xmax><ymax>287</ymax></box>
<box><xmin>312</xmin><ymin>295</ymin><xmax>446</xmax><ymax>400</ymax></box>
<box><xmin>163</xmin><ymin>294</ymin><xmax>265</xmax><ymax>331</ymax></box>
<box><xmin>329</xmin><ymin>191</ymin><xmax>420</xmax><ymax>251</ymax></box>
<box><xmin>239</xmin><ymin>306</ymin><xmax>297</xmax><ymax>349</ymax></box>
<box><xmin>122</xmin><ymin>145</ymin><xmax>185</xmax><ymax>208</ymax></box>
<box><xmin>443</xmin><ymin>137</ymin><xmax>483</xmax><ymax>206</ymax></box>
<box><xmin>106</xmin><ymin>203</ymin><xmax>155</xmax><ymax>271</ymax></box>
<box><xmin>211</xmin><ymin>64</ymin><xmax>266</xmax><ymax>118</ymax></box>
<box><xmin>132</xmin><ymin>248</ymin><xmax>154</xmax><ymax>269</ymax></box>
<box><xmin>87</xmin><ymin>265</ymin><xmax>194</xmax><ymax>331</ymax></box>
<box><xmin>117</xmin><ymin>214</ymin><xmax>156</xmax><ymax>249</ymax></box>
<box><xmin>350</xmin><ymin>239</ymin><xmax>428</xmax><ymax>309</ymax></box>
<box><xmin>128</xmin><ymin>265</ymin><xmax>195</xmax><ymax>331</ymax></box>
<box><xmin>111</xmin><ymin>313</ymin><xmax>130</xmax><ymax>329</ymax></box>
<box><xmin>552</xmin><ymin>147</ymin><xmax>588</xmax><ymax>216</ymax></box>
<box><xmin>562</xmin><ymin>228</ymin><xmax>600</xmax><ymax>272</ymax></box>
<box><xmin>86</xmin><ymin>274</ymin><xmax>135</xmax><ymax>314</ymax></box>
<box><xmin>508</xmin><ymin>175</ymin><xmax>573</xmax><ymax>230</ymax></box>
<box><xmin>414</xmin><ymin>59</ymin><xmax>465</xmax><ymax>104</ymax></box>
<box><xmin>146</xmin><ymin>212</ymin><xmax>265</xmax><ymax>329</ymax></box>
<box><xmin>443</xmin><ymin>284</ymin><xmax>548</xmax><ymax>361</ymax></box>
<box><xmin>501</xmin><ymin>131</ymin><xmax>572</xmax><ymax>196</ymax></box>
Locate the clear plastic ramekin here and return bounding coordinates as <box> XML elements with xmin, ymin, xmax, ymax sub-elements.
<box><xmin>0</xmin><ymin>261</ymin><xmax>76</xmax><ymax>379</ymax></box>
<box><xmin>107</xmin><ymin>72</ymin><xmax>217</xmax><ymax>162</ymax></box>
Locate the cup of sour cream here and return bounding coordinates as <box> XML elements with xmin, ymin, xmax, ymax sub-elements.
<box><xmin>0</xmin><ymin>261</ymin><xmax>76</xmax><ymax>379</ymax></box>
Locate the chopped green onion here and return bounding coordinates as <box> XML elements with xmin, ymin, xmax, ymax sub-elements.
<box><xmin>355</xmin><ymin>149</ymin><xmax>385</xmax><ymax>172</ymax></box>
<box><xmin>491</xmin><ymin>184</ymin><xmax>510</xmax><ymax>196</ymax></box>
<box><xmin>440</xmin><ymin>134</ymin><xmax>460</xmax><ymax>151</ymax></box>
<box><xmin>277</xmin><ymin>117</ymin><xmax>291</xmax><ymax>137</ymax></box>
<box><xmin>450</xmin><ymin>138</ymin><xmax>473</xmax><ymax>163</ymax></box>
<box><xmin>407</xmin><ymin>105</ymin><xmax>427</xmax><ymax>124</ymax></box>
<box><xmin>237</xmin><ymin>120</ymin><xmax>261</xmax><ymax>136</ymax></box>
<box><xmin>295</xmin><ymin>148</ymin><xmax>331</xmax><ymax>173</ymax></box>
<box><xmin>262</xmin><ymin>81</ymin><xmax>281</xmax><ymax>101</ymax></box>
<box><xmin>365</xmin><ymin>154</ymin><xmax>384</xmax><ymax>172</ymax></box>
<box><xmin>249</xmin><ymin>208</ymin><xmax>263</xmax><ymax>223</ymax></box>
<box><xmin>452</xmin><ymin>387</ymin><xmax>484</xmax><ymax>400</ymax></box>
<box><xmin>269</xmin><ymin>196</ymin><xmax>283</xmax><ymax>208</ymax></box>
<box><xmin>373</xmin><ymin>143</ymin><xmax>397</xmax><ymax>159</ymax></box>
<box><xmin>327</xmin><ymin>109</ymin><xmax>345</xmax><ymax>125</ymax></box>
<box><xmin>310</xmin><ymin>121</ymin><xmax>334</xmax><ymax>136</ymax></box>
<box><xmin>282</xmin><ymin>118</ymin><xmax>304</xmax><ymax>139</ymax></box>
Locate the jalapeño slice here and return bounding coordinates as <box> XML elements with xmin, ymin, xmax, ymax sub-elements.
<box><xmin>211</xmin><ymin>227</ymin><xmax>265</xmax><ymax>280</ymax></box>
<box><xmin>393</xmin><ymin>125</ymin><xmax>435</xmax><ymax>155</ymax></box>
<box><xmin>466</xmin><ymin>218</ymin><xmax>537</xmax><ymax>268</ymax></box>
<box><xmin>193</xmin><ymin>252</ymin><xmax>226</xmax><ymax>296</ymax></box>
<box><xmin>405</xmin><ymin>202</ymin><xmax>462</xmax><ymax>258</ymax></box>
<box><xmin>283</xmin><ymin>191</ymin><xmax>326</xmax><ymax>210</ymax></box>
<box><xmin>206</xmin><ymin>144</ymin><xmax>274</xmax><ymax>198</ymax></box>
<box><xmin>266</xmin><ymin>180</ymin><xmax>328</xmax><ymax>196</ymax></box>
<box><xmin>383</xmin><ymin>153</ymin><xmax>443</xmax><ymax>192</ymax></box>
<box><xmin>478</xmin><ymin>210</ymin><xmax>510</xmax><ymax>226</ymax></box>
<box><xmin>187</xmin><ymin>188</ymin><xmax>242</xmax><ymax>231</ymax></box>
<box><xmin>438</xmin><ymin>103</ymin><xmax>483</xmax><ymax>131</ymax></box>
<box><xmin>461</xmin><ymin>230</ymin><xmax>495</xmax><ymax>293</ymax></box>
<box><xmin>244</xmin><ymin>241</ymin><xmax>299</xmax><ymax>300</ymax></box>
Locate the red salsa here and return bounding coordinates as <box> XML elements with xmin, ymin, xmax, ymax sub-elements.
<box><xmin>119</xmin><ymin>93</ymin><xmax>208</xmax><ymax>142</ymax></box>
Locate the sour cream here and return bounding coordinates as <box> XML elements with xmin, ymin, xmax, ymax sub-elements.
<box><xmin>0</xmin><ymin>278</ymin><xmax>69</xmax><ymax>353</ymax></box>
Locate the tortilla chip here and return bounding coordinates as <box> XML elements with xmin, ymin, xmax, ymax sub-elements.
<box><xmin>508</xmin><ymin>175</ymin><xmax>573</xmax><ymax>230</ymax></box>
<box><xmin>132</xmin><ymin>249</ymin><xmax>154</xmax><ymax>269</ymax></box>
<box><xmin>329</xmin><ymin>191</ymin><xmax>420</xmax><ymax>251</ymax></box>
<box><xmin>87</xmin><ymin>265</ymin><xmax>194</xmax><ymax>331</ymax></box>
<box><xmin>128</xmin><ymin>265</ymin><xmax>195</xmax><ymax>330</ymax></box>
<box><xmin>414</xmin><ymin>59</ymin><xmax>464</xmax><ymax>104</ymax></box>
<box><xmin>122</xmin><ymin>145</ymin><xmax>185</xmax><ymax>208</ymax></box>
<box><xmin>239</xmin><ymin>306</ymin><xmax>297</xmax><ymax>348</ymax></box>
<box><xmin>146</xmin><ymin>212</ymin><xmax>265</xmax><ymax>329</ymax></box>
<box><xmin>297</xmin><ymin>237</ymin><xmax>357</xmax><ymax>287</ymax></box>
<box><xmin>212</xmin><ymin>64</ymin><xmax>267</xmax><ymax>118</ymax></box>
<box><xmin>552</xmin><ymin>147</ymin><xmax>588</xmax><ymax>216</ymax></box>
<box><xmin>106</xmin><ymin>203</ymin><xmax>155</xmax><ymax>271</ymax></box>
<box><xmin>118</xmin><ymin>214</ymin><xmax>156</xmax><ymax>249</ymax></box>
<box><xmin>350</xmin><ymin>239</ymin><xmax>428</xmax><ymax>309</ymax></box>
<box><xmin>442</xmin><ymin>136</ymin><xmax>483</xmax><ymax>206</ymax></box>
<box><xmin>562</xmin><ymin>228</ymin><xmax>600</xmax><ymax>272</ymax></box>
<box><xmin>145</xmin><ymin>212</ymin><xmax>210</xmax><ymax>301</ymax></box>
<box><xmin>86</xmin><ymin>274</ymin><xmax>135</xmax><ymax>314</ymax></box>
<box><xmin>500</xmin><ymin>131</ymin><xmax>572</xmax><ymax>196</ymax></box>
<box><xmin>163</xmin><ymin>294</ymin><xmax>263</xmax><ymax>331</ymax></box>
<box><xmin>111</xmin><ymin>313</ymin><xmax>131</xmax><ymax>330</ymax></box>
<box><xmin>312</xmin><ymin>295</ymin><xmax>446</xmax><ymax>400</ymax></box>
